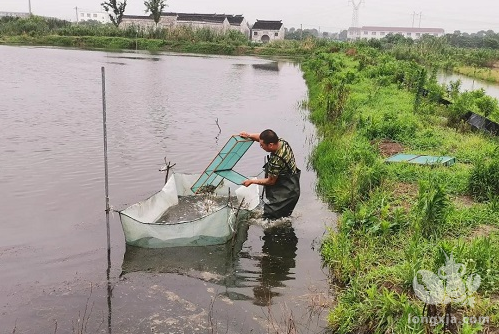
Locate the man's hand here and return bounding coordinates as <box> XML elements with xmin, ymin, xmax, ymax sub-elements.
<box><xmin>242</xmin><ymin>179</ymin><xmax>253</xmax><ymax>187</ymax></box>
<box><xmin>239</xmin><ymin>132</ymin><xmax>259</xmax><ymax>141</ymax></box>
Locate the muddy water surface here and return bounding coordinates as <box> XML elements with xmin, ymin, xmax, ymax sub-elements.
<box><xmin>0</xmin><ymin>45</ymin><xmax>336</xmax><ymax>333</ymax></box>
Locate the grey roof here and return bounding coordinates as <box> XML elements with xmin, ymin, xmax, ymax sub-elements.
<box><xmin>122</xmin><ymin>14</ymin><xmax>154</xmax><ymax>20</ymax></box>
<box><xmin>252</xmin><ymin>20</ymin><xmax>283</xmax><ymax>30</ymax></box>
<box><xmin>177</xmin><ymin>14</ymin><xmax>227</xmax><ymax>23</ymax></box>
<box><xmin>159</xmin><ymin>12</ymin><xmax>246</xmax><ymax>24</ymax></box>
<box><xmin>124</xmin><ymin>12</ymin><xmax>245</xmax><ymax>25</ymax></box>
<box><xmin>227</xmin><ymin>15</ymin><xmax>244</xmax><ymax>25</ymax></box>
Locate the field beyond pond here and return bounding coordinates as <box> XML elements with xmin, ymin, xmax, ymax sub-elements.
<box><xmin>302</xmin><ymin>46</ymin><xmax>499</xmax><ymax>333</ymax></box>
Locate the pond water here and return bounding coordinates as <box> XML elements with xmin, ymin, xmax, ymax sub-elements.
<box><xmin>0</xmin><ymin>46</ymin><xmax>336</xmax><ymax>333</ymax></box>
<box><xmin>438</xmin><ymin>71</ymin><xmax>499</xmax><ymax>99</ymax></box>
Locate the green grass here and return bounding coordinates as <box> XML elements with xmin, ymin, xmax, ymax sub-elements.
<box><xmin>303</xmin><ymin>45</ymin><xmax>499</xmax><ymax>333</ymax></box>
<box><xmin>455</xmin><ymin>65</ymin><xmax>499</xmax><ymax>84</ymax></box>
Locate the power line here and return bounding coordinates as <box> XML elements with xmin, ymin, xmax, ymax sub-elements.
<box><xmin>349</xmin><ymin>0</ymin><xmax>364</xmax><ymax>28</ymax></box>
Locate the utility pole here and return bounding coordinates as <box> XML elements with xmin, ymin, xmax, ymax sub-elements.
<box><xmin>300</xmin><ymin>23</ymin><xmax>303</xmax><ymax>40</ymax></box>
<box><xmin>28</xmin><ymin>0</ymin><xmax>32</xmax><ymax>15</ymax></box>
<box><xmin>419</xmin><ymin>12</ymin><xmax>422</xmax><ymax>28</ymax></box>
<box><xmin>75</xmin><ymin>6</ymin><xmax>79</xmax><ymax>23</ymax></box>
<box><xmin>412</xmin><ymin>11</ymin><xmax>416</xmax><ymax>28</ymax></box>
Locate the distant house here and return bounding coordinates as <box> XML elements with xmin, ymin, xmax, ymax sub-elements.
<box><xmin>347</xmin><ymin>26</ymin><xmax>445</xmax><ymax>40</ymax></box>
<box><xmin>121</xmin><ymin>12</ymin><xmax>250</xmax><ymax>37</ymax></box>
<box><xmin>176</xmin><ymin>14</ymin><xmax>230</xmax><ymax>33</ymax></box>
<box><xmin>78</xmin><ymin>10</ymin><xmax>109</xmax><ymax>24</ymax></box>
<box><xmin>226</xmin><ymin>15</ymin><xmax>250</xmax><ymax>38</ymax></box>
<box><xmin>121</xmin><ymin>14</ymin><xmax>157</xmax><ymax>29</ymax></box>
<box><xmin>251</xmin><ymin>20</ymin><xmax>284</xmax><ymax>43</ymax></box>
<box><xmin>0</xmin><ymin>11</ymin><xmax>30</xmax><ymax>18</ymax></box>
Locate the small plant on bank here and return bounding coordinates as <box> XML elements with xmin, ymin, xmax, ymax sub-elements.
<box><xmin>468</xmin><ymin>149</ymin><xmax>499</xmax><ymax>201</ymax></box>
<box><xmin>414</xmin><ymin>176</ymin><xmax>451</xmax><ymax>238</ymax></box>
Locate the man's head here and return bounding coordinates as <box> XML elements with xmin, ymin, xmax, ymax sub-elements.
<box><xmin>259</xmin><ymin>129</ymin><xmax>279</xmax><ymax>152</ymax></box>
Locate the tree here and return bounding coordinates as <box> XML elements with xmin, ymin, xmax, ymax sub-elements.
<box><xmin>339</xmin><ymin>30</ymin><xmax>348</xmax><ymax>41</ymax></box>
<box><xmin>101</xmin><ymin>0</ymin><xmax>127</xmax><ymax>27</ymax></box>
<box><xmin>144</xmin><ymin>0</ymin><xmax>167</xmax><ymax>26</ymax></box>
<box><xmin>476</xmin><ymin>95</ymin><xmax>498</xmax><ymax>117</ymax></box>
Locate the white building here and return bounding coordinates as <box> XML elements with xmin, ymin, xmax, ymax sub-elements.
<box><xmin>121</xmin><ymin>14</ymin><xmax>157</xmax><ymax>29</ymax></box>
<box><xmin>251</xmin><ymin>20</ymin><xmax>284</xmax><ymax>43</ymax></box>
<box><xmin>0</xmin><ymin>12</ymin><xmax>30</xmax><ymax>18</ymax></box>
<box><xmin>348</xmin><ymin>26</ymin><xmax>445</xmax><ymax>40</ymax></box>
<box><xmin>78</xmin><ymin>10</ymin><xmax>109</xmax><ymax>24</ymax></box>
<box><xmin>121</xmin><ymin>12</ymin><xmax>250</xmax><ymax>38</ymax></box>
<box><xmin>227</xmin><ymin>15</ymin><xmax>250</xmax><ymax>38</ymax></box>
<box><xmin>176</xmin><ymin>14</ymin><xmax>230</xmax><ymax>33</ymax></box>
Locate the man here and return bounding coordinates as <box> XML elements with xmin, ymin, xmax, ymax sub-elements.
<box><xmin>239</xmin><ymin>129</ymin><xmax>301</xmax><ymax>219</ymax></box>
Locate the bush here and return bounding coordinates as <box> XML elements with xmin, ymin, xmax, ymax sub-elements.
<box><xmin>476</xmin><ymin>95</ymin><xmax>498</xmax><ymax>117</ymax></box>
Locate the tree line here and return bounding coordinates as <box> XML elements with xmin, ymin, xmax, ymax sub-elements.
<box><xmin>285</xmin><ymin>27</ymin><xmax>499</xmax><ymax>50</ymax></box>
<box><xmin>101</xmin><ymin>0</ymin><xmax>166</xmax><ymax>27</ymax></box>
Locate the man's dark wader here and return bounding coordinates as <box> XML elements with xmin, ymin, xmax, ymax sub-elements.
<box><xmin>262</xmin><ymin>154</ymin><xmax>301</xmax><ymax>220</ymax></box>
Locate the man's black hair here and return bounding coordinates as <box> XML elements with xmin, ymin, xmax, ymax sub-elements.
<box><xmin>260</xmin><ymin>129</ymin><xmax>279</xmax><ymax>144</ymax></box>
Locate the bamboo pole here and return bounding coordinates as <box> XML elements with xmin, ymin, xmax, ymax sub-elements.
<box><xmin>101</xmin><ymin>66</ymin><xmax>112</xmax><ymax>333</ymax></box>
<box><xmin>101</xmin><ymin>67</ymin><xmax>111</xmax><ymax>248</ymax></box>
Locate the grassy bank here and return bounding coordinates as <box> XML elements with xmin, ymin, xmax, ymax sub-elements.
<box><xmin>0</xmin><ymin>34</ymin><xmax>318</xmax><ymax>57</ymax></box>
<box><xmin>454</xmin><ymin>65</ymin><xmax>499</xmax><ymax>84</ymax></box>
<box><xmin>0</xmin><ymin>16</ymin><xmax>321</xmax><ymax>57</ymax></box>
<box><xmin>301</xmin><ymin>46</ymin><xmax>499</xmax><ymax>333</ymax></box>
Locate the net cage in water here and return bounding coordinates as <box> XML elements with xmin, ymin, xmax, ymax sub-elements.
<box><xmin>118</xmin><ymin>173</ymin><xmax>260</xmax><ymax>248</ymax></box>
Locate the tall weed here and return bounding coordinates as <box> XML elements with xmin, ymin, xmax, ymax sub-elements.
<box><xmin>414</xmin><ymin>176</ymin><xmax>451</xmax><ymax>238</ymax></box>
<box><xmin>468</xmin><ymin>150</ymin><xmax>499</xmax><ymax>201</ymax></box>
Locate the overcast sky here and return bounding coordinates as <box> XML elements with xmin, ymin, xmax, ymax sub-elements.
<box><xmin>2</xmin><ymin>0</ymin><xmax>498</xmax><ymax>33</ymax></box>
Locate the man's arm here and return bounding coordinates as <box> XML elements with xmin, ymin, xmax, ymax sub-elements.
<box><xmin>239</xmin><ymin>132</ymin><xmax>260</xmax><ymax>142</ymax></box>
<box><xmin>242</xmin><ymin>174</ymin><xmax>277</xmax><ymax>187</ymax></box>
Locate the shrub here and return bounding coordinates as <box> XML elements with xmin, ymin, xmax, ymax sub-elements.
<box><xmin>475</xmin><ymin>95</ymin><xmax>498</xmax><ymax>117</ymax></box>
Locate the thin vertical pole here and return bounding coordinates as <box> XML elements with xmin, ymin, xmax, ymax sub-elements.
<box><xmin>28</xmin><ymin>0</ymin><xmax>32</xmax><ymax>15</ymax></box>
<box><xmin>106</xmin><ymin>244</ymin><xmax>112</xmax><ymax>334</ymax></box>
<box><xmin>101</xmin><ymin>67</ymin><xmax>111</xmax><ymax>249</ymax></box>
<box><xmin>102</xmin><ymin>66</ymin><xmax>112</xmax><ymax>333</ymax></box>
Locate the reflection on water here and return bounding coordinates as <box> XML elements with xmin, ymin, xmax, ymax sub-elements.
<box><xmin>106</xmin><ymin>55</ymin><xmax>161</xmax><ymax>62</ymax></box>
<box><xmin>121</xmin><ymin>219</ymin><xmax>250</xmax><ymax>281</ymax></box>
<box><xmin>252</xmin><ymin>62</ymin><xmax>280</xmax><ymax>72</ymax></box>
<box><xmin>121</xmin><ymin>219</ymin><xmax>299</xmax><ymax>307</ymax></box>
<box><xmin>252</xmin><ymin>222</ymin><xmax>297</xmax><ymax>306</ymax></box>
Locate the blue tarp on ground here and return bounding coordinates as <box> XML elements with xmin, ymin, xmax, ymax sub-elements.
<box><xmin>386</xmin><ymin>153</ymin><xmax>456</xmax><ymax>166</ymax></box>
